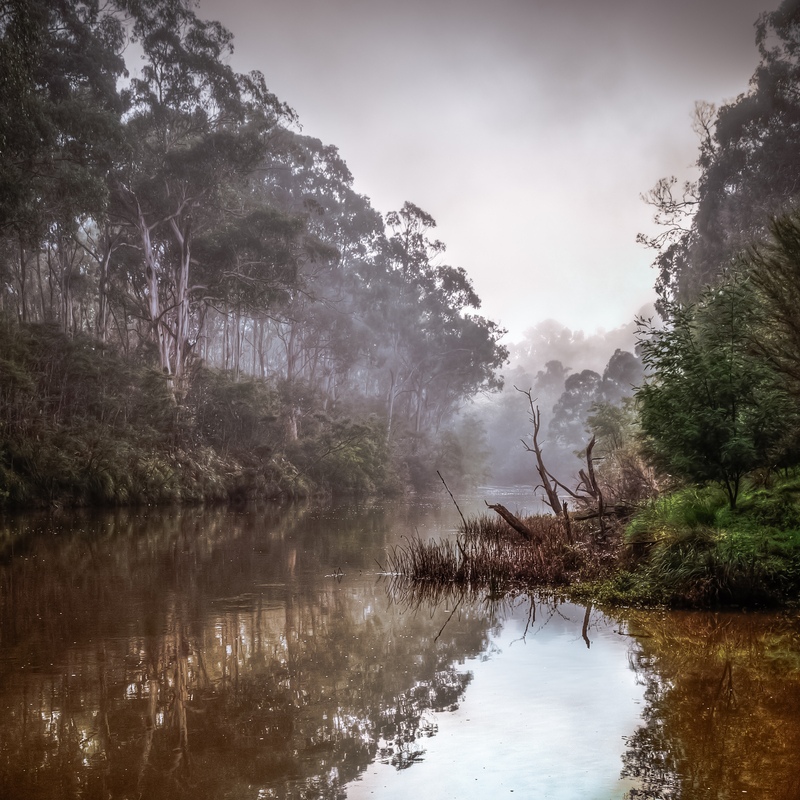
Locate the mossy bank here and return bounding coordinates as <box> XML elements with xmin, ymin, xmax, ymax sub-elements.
<box><xmin>572</xmin><ymin>481</ymin><xmax>800</xmax><ymax>609</ymax></box>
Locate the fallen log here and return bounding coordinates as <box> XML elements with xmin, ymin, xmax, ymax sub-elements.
<box><xmin>484</xmin><ymin>501</ymin><xmax>535</xmax><ymax>541</ymax></box>
<box><xmin>572</xmin><ymin>504</ymin><xmax>633</xmax><ymax>521</ymax></box>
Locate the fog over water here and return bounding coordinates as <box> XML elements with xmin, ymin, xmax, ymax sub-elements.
<box><xmin>198</xmin><ymin>0</ymin><xmax>777</xmax><ymax>341</ymax></box>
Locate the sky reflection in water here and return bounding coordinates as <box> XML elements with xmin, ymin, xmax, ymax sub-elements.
<box><xmin>349</xmin><ymin>596</ymin><xmax>643</xmax><ymax>800</ymax></box>
<box><xmin>0</xmin><ymin>499</ymin><xmax>798</xmax><ymax>798</ymax></box>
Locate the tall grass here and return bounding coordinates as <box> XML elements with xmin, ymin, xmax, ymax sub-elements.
<box><xmin>386</xmin><ymin>512</ymin><xmax>620</xmax><ymax>593</ymax></box>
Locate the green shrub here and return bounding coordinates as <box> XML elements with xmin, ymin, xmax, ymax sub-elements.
<box><xmin>286</xmin><ymin>414</ymin><xmax>395</xmax><ymax>495</ymax></box>
<box><xmin>615</xmin><ymin>481</ymin><xmax>800</xmax><ymax>607</ymax></box>
<box><xmin>626</xmin><ymin>486</ymin><xmax>728</xmax><ymax>546</ymax></box>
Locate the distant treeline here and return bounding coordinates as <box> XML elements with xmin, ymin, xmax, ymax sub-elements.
<box><xmin>480</xmin><ymin>322</ymin><xmax>644</xmax><ymax>485</ymax></box>
<box><xmin>0</xmin><ymin>0</ymin><xmax>508</xmax><ymax>506</ymax></box>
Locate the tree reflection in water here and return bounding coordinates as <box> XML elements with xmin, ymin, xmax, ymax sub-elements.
<box><xmin>0</xmin><ymin>503</ymin><xmax>493</xmax><ymax>799</ymax></box>
<box><xmin>621</xmin><ymin>610</ymin><xmax>800</xmax><ymax>800</ymax></box>
<box><xmin>3</xmin><ymin>503</ymin><xmax>798</xmax><ymax>799</ymax></box>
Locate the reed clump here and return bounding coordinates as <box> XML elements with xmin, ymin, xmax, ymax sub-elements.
<box><xmin>387</xmin><ymin>512</ymin><xmax>620</xmax><ymax>592</ymax></box>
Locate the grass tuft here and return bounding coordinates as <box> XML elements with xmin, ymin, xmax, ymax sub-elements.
<box><xmin>387</xmin><ymin>512</ymin><xmax>621</xmax><ymax>594</ymax></box>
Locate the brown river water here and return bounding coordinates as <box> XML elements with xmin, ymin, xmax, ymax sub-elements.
<box><xmin>0</xmin><ymin>492</ymin><xmax>798</xmax><ymax>799</ymax></box>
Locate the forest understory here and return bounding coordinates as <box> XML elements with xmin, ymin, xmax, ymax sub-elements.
<box><xmin>0</xmin><ymin>318</ymin><xmax>410</xmax><ymax>508</ymax></box>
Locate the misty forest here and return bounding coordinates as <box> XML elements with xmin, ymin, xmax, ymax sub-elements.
<box><xmin>0</xmin><ymin>0</ymin><xmax>659</xmax><ymax>507</ymax></box>
<box><xmin>7</xmin><ymin>1</ymin><xmax>800</xmax><ymax>799</ymax></box>
<box><xmin>4</xmin><ymin>0</ymin><xmax>800</xmax><ymax>592</ymax></box>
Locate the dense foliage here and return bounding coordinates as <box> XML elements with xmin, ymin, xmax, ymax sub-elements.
<box><xmin>626</xmin><ymin>1</ymin><xmax>800</xmax><ymax>487</ymax></box>
<box><xmin>0</xmin><ymin>0</ymin><xmax>508</xmax><ymax>505</ymax></box>
<box><xmin>642</xmin><ymin>0</ymin><xmax>800</xmax><ymax>308</ymax></box>
<box><xmin>617</xmin><ymin>0</ymin><xmax>800</xmax><ymax>605</ymax></box>
<box><xmin>637</xmin><ymin>278</ymin><xmax>799</xmax><ymax>508</ymax></box>
<box><xmin>587</xmin><ymin>482</ymin><xmax>800</xmax><ymax>607</ymax></box>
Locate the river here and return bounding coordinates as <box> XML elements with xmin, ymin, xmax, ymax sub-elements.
<box><xmin>0</xmin><ymin>493</ymin><xmax>798</xmax><ymax>799</ymax></box>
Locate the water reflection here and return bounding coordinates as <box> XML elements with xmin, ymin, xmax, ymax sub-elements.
<box><xmin>1</xmin><ymin>501</ymin><xmax>798</xmax><ymax>799</ymax></box>
<box><xmin>0</xmin><ymin>503</ymin><xmax>492</xmax><ymax>799</ymax></box>
<box><xmin>352</xmin><ymin>591</ymin><xmax>643</xmax><ymax>799</ymax></box>
<box><xmin>621</xmin><ymin>609</ymin><xmax>800</xmax><ymax>800</ymax></box>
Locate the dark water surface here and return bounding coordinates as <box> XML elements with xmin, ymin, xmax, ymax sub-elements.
<box><xmin>0</xmin><ymin>494</ymin><xmax>798</xmax><ymax>799</ymax></box>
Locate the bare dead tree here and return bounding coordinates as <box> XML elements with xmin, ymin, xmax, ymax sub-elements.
<box><xmin>515</xmin><ymin>387</ymin><xmax>617</xmax><ymax>539</ymax></box>
<box><xmin>484</xmin><ymin>388</ymin><xmax>617</xmax><ymax>544</ymax></box>
<box><xmin>555</xmin><ymin>436</ymin><xmax>608</xmax><ymax>537</ymax></box>
<box><xmin>515</xmin><ymin>387</ymin><xmax>564</xmax><ymax>514</ymax></box>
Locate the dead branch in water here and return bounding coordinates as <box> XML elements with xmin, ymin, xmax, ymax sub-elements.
<box><xmin>544</xmin><ymin>435</ymin><xmax>609</xmax><ymax>537</ymax></box>
<box><xmin>484</xmin><ymin>501</ymin><xmax>535</xmax><ymax>541</ymax></box>
<box><xmin>438</xmin><ymin>471</ymin><xmax>467</xmax><ymax>529</ymax></box>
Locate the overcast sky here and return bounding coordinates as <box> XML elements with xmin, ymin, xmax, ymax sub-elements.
<box><xmin>198</xmin><ymin>0</ymin><xmax>779</xmax><ymax>342</ymax></box>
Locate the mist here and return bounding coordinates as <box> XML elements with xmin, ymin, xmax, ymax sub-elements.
<box><xmin>198</xmin><ymin>0</ymin><xmax>777</xmax><ymax>340</ymax></box>
<box><xmin>454</xmin><ymin>314</ymin><xmax>647</xmax><ymax>494</ymax></box>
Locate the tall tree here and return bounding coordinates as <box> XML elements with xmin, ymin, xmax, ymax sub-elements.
<box><xmin>599</xmin><ymin>348</ymin><xmax>643</xmax><ymax>405</ymax></box>
<box><xmin>378</xmin><ymin>202</ymin><xmax>507</xmax><ymax>439</ymax></box>
<box><xmin>747</xmin><ymin>211</ymin><xmax>800</xmax><ymax>398</ymax></box>
<box><xmin>258</xmin><ymin>133</ymin><xmax>385</xmax><ymax>399</ymax></box>
<box><xmin>0</xmin><ymin>0</ymin><xmax>126</xmax><ymax>322</ymax></box>
<box><xmin>110</xmin><ymin>0</ymin><xmax>295</xmax><ymax>382</ymax></box>
<box><xmin>549</xmin><ymin>369</ymin><xmax>601</xmax><ymax>454</ymax></box>
<box><xmin>642</xmin><ymin>0</ymin><xmax>800</xmax><ymax>308</ymax></box>
<box><xmin>636</xmin><ymin>279</ymin><xmax>796</xmax><ymax>507</ymax></box>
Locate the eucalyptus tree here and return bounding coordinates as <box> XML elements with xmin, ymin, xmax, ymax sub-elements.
<box><xmin>255</xmin><ymin>133</ymin><xmax>385</xmax><ymax>400</ymax></box>
<box><xmin>548</xmin><ymin>369</ymin><xmax>602</xmax><ymax>454</ymax></box>
<box><xmin>379</xmin><ymin>202</ymin><xmax>507</xmax><ymax>440</ymax></box>
<box><xmin>0</xmin><ymin>0</ymin><xmax>126</xmax><ymax>323</ymax></box>
<box><xmin>642</xmin><ymin>0</ymin><xmax>800</xmax><ymax>308</ymax></box>
<box><xmin>377</xmin><ymin>202</ymin><xmax>450</xmax><ymax>436</ymax></box>
<box><xmin>747</xmin><ymin>212</ymin><xmax>800</xmax><ymax>400</ymax></box>
<box><xmin>110</xmin><ymin>0</ymin><xmax>296</xmax><ymax>385</ymax></box>
<box><xmin>599</xmin><ymin>348</ymin><xmax>643</xmax><ymax>405</ymax></box>
<box><xmin>190</xmin><ymin>206</ymin><xmax>319</xmax><ymax>380</ymax></box>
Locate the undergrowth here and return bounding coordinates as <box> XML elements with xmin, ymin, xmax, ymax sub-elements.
<box><xmin>0</xmin><ymin>320</ymin><xmax>397</xmax><ymax>508</ymax></box>
<box><xmin>386</xmin><ymin>512</ymin><xmax>621</xmax><ymax>594</ymax></box>
<box><xmin>579</xmin><ymin>481</ymin><xmax>800</xmax><ymax>608</ymax></box>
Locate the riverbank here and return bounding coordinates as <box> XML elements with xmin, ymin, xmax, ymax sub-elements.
<box><xmin>392</xmin><ymin>480</ymin><xmax>800</xmax><ymax>610</ymax></box>
<box><xmin>576</xmin><ymin>481</ymin><xmax>800</xmax><ymax>608</ymax></box>
<box><xmin>0</xmin><ymin>321</ymin><xmax>403</xmax><ymax>509</ymax></box>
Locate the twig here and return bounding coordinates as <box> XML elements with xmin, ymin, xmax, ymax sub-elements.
<box><xmin>434</xmin><ymin>591</ymin><xmax>465</xmax><ymax>642</ymax></box>
<box><xmin>438</xmin><ymin>471</ymin><xmax>467</xmax><ymax>529</ymax></box>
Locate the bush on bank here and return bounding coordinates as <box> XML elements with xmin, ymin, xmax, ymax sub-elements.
<box><xmin>0</xmin><ymin>320</ymin><xmax>401</xmax><ymax>508</ymax></box>
<box><xmin>577</xmin><ymin>481</ymin><xmax>800</xmax><ymax>608</ymax></box>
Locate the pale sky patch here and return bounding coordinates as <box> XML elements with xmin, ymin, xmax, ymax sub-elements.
<box><xmin>198</xmin><ymin>0</ymin><xmax>779</xmax><ymax>340</ymax></box>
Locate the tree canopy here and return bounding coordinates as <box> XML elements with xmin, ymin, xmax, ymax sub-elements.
<box><xmin>642</xmin><ymin>0</ymin><xmax>800</xmax><ymax>309</ymax></box>
<box><xmin>0</xmin><ymin>0</ymin><xmax>509</xmax><ymax>501</ymax></box>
